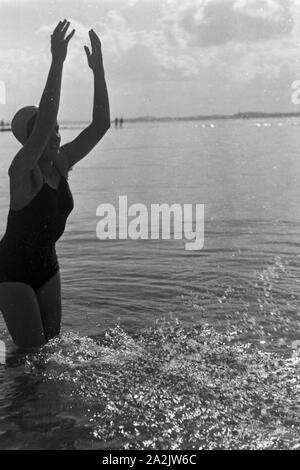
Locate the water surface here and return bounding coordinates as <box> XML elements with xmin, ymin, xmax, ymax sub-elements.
<box><xmin>0</xmin><ymin>119</ymin><xmax>299</xmax><ymax>449</ymax></box>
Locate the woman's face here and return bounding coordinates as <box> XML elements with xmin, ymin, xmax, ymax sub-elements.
<box><xmin>43</xmin><ymin>123</ymin><xmax>61</xmax><ymax>160</ymax></box>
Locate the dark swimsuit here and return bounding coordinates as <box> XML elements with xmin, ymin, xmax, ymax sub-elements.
<box><xmin>0</xmin><ymin>165</ymin><xmax>74</xmax><ymax>291</ymax></box>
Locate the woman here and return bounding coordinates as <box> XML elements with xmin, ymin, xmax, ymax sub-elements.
<box><xmin>0</xmin><ymin>20</ymin><xmax>110</xmax><ymax>350</ymax></box>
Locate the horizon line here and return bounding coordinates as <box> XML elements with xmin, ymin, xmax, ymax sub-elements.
<box><xmin>2</xmin><ymin>110</ymin><xmax>300</xmax><ymax>126</ymax></box>
<box><xmin>50</xmin><ymin>110</ymin><xmax>300</xmax><ymax>123</ymax></box>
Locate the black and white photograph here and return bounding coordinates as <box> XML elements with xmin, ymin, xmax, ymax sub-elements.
<box><xmin>0</xmin><ymin>0</ymin><xmax>299</xmax><ymax>452</ymax></box>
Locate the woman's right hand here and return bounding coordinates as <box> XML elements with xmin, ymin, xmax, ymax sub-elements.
<box><xmin>51</xmin><ymin>19</ymin><xmax>75</xmax><ymax>64</ymax></box>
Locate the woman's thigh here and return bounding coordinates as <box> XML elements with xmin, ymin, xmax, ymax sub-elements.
<box><xmin>36</xmin><ymin>271</ymin><xmax>62</xmax><ymax>341</ymax></box>
<box><xmin>0</xmin><ymin>282</ymin><xmax>46</xmax><ymax>349</ymax></box>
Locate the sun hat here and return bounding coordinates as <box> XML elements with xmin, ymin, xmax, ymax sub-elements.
<box><xmin>11</xmin><ymin>105</ymin><xmax>39</xmax><ymax>144</ymax></box>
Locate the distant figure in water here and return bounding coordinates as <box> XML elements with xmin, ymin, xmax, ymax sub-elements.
<box><xmin>0</xmin><ymin>20</ymin><xmax>110</xmax><ymax>350</ymax></box>
<box><xmin>0</xmin><ymin>119</ymin><xmax>4</xmax><ymax>129</ymax></box>
<box><xmin>114</xmin><ymin>117</ymin><xmax>119</xmax><ymax>128</ymax></box>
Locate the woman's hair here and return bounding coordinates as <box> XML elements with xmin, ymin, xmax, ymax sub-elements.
<box><xmin>26</xmin><ymin>113</ymin><xmax>37</xmax><ymax>139</ymax></box>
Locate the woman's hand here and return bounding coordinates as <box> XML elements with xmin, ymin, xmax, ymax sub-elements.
<box><xmin>84</xmin><ymin>29</ymin><xmax>103</xmax><ymax>72</ymax></box>
<box><xmin>51</xmin><ymin>19</ymin><xmax>75</xmax><ymax>64</ymax></box>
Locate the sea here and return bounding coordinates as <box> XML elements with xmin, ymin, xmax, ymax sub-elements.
<box><xmin>0</xmin><ymin>119</ymin><xmax>299</xmax><ymax>449</ymax></box>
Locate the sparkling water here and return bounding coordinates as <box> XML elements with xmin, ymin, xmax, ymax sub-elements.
<box><xmin>0</xmin><ymin>120</ymin><xmax>299</xmax><ymax>449</ymax></box>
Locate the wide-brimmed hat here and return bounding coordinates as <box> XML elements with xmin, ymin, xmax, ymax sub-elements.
<box><xmin>11</xmin><ymin>105</ymin><xmax>39</xmax><ymax>144</ymax></box>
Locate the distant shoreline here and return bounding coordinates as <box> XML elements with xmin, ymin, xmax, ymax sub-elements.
<box><xmin>120</xmin><ymin>111</ymin><xmax>300</xmax><ymax>123</ymax></box>
<box><xmin>1</xmin><ymin>111</ymin><xmax>300</xmax><ymax>129</ymax></box>
<box><xmin>50</xmin><ymin>111</ymin><xmax>300</xmax><ymax>124</ymax></box>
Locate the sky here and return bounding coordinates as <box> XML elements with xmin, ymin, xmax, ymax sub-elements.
<box><xmin>1</xmin><ymin>0</ymin><xmax>300</xmax><ymax>122</ymax></box>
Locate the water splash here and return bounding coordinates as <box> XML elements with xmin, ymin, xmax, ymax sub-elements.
<box><xmin>182</xmin><ymin>256</ymin><xmax>300</xmax><ymax>353</ymax></box>
<box><xmin>1</xmin><ymin>255</ymin><xmax>299</xmax><ymax>449</ymax></box>
<box><xmin>23</xmin><ymin>316</ymin><xmax>299</xmax><ymax>450</ymax></box>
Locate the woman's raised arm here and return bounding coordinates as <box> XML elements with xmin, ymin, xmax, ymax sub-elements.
<box><xmin>60</xmin><ymin>29</ymin><xmax>110</xmax><ymax>170</ymax></box>
<box><xmin>9</xmin><ymin>20</ymin><xmax>75</xmax><ymax>179</ymax></box>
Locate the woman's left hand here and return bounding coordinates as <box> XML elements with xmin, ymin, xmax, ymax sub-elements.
<box><xmin>51</xmin><ymin>20</ymin><xmax>75</xmax><ymax>64</ymax></box>
<box><xmin>84</xmin><ymin>29</ymin><xmax>103</xmax><ymax>72</ymax></box>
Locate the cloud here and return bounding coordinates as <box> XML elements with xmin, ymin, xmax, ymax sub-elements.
<box><xmin>32</xmin><ymin>4</ymin><xmax>300</xmax><ymax>99</ymax></box>
<box><xmin>162</xmin><ymin>0</ymin><xmax>294</xmax><ymax>48</ymax></box>
<box><xmin>233</xmin><ymin>0</ymin><xmax>286</xmax><ymax>20</ymax></box>
<box><xmin>156</xmin><ymin>0</ymin><xmax>300</xmax><ymax>100</ymax></box>
<box><xmin>92</xmin><ymin>10</ymin><xmax>200</xmax><ymax>82</ymax></box>
<box><xmin>0</xmin><ymin>47</ymin><xmax>46</xmax><ymax>87</ymax></box>
<box><xmin>2</xmin><ymin>0</ymin><xmax>300</xmax><ymax>120</ymax></box>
